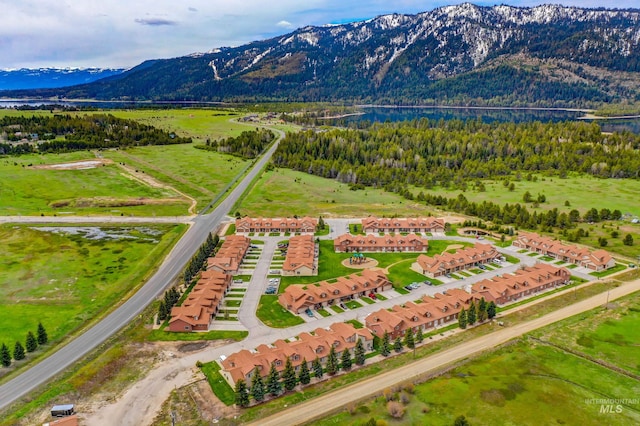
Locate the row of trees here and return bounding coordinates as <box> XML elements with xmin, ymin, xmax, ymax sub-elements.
<box><xmin>198</xmin><ymin>129</ymin><xmax>275</xmax><ymax>159</ymax></box>
<box><xmin>157</xmin><ymin>232</ymin><xmax>219</xmax><ymax>323</ymax></box>
<box><xmin>235</xmin><ymin>340</ymin><xmax>367</xmax><ymax>407</ymax></box>
<box><xmin>0</xmin><ymin>114</ymin><xmax>191</xmax><ymax>155</ymax></box>
<box><xmin>459</xmin><ymin>298</ymin><xmax>497</xmax><ymax>329</ymax></box>
<box><xmin>1</xmin><ymin>323</ymin><xmax>48</xmax><ymax>368</ymax></box>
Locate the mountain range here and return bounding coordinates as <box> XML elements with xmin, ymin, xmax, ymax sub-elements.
<box><xmin>3</xmin><ymin>3</ymin><xmax>640</xmax><ymax>107</ymax></box>
<box><xmin>0</xmin><ymin>68</ymin><xmax>124</xmax><ymax>91</ymax></box>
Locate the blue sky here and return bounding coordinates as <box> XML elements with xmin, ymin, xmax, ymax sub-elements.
<box><xmin>1</xmin><ymin>0</ymin><xmax>638</xmax><ymax>69</ymax></box>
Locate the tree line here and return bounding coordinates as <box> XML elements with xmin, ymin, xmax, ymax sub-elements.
<box><xmin>196</xmin><ymin>128</ymin><xmax>275</xmax><ymax>159</ymax></box>
<box><xmin>1</xmin><ymin>323</ymin><xmax>48</xmax><ymax>368</ymax></box>
<box><xmin>0</xmin><ymin>113</ymin><xmax>191</xmax><ymax>155</ymax></box>
<box><xmin>273</xmin><ymin>119</ymin><xmax>640</xmax><ymax>186</ymax></box>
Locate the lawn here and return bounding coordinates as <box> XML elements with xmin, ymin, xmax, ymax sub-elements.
<box><xmin>0</xmin><ymin>152</ymin><xmax>189</xmax><ymax>216</ymax></box>
<box><xmin>256</xmin><ymin>295</ymin><xmax>304</xmax><ymax>328</ymax></box>
<box><xmin>200</xmin><ymin>361</ymin><xmax>236</xmax><ymax>406</ymax></box>
<box><xmin>146</xmin><ymin>329</ymin><xmax>248</xmax><ymax>342</ymax></box>
<box><xmin>236</xmin><ymin>168</ymin><xmax>445</xmax><ymax>218</ymax></box>
<box><xmin>0</xmin><ymin>224</ymin><xmax>185</xmax><ymax>351</ymax></box>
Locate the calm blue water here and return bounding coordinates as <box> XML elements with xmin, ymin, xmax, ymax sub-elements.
<box><xmin>347</xmin><ymin>107</ymin><xmax>640</xmax><ymax>134</ymax></box>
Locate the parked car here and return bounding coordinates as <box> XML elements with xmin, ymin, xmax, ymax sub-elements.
<box><xmin>445</xmin><ymin>274</ymin><xmax>452</xmax><ymax>278</ymax></box>
<box><xmin>368</xmin><ymin>293</ymin><xmax>377</xmax><ymax>299</ymax></box>
<box><xmin>305</xmin><ymin>308</ymin><xmax>314</xmax><ymax>317</ymax></box>
<box><xmin>404</xmin><ymin>285</ymin><xmax>413</xmax><ymax>291</ymax></box>
<box><xmin>233</xmin><ymin>279</ymin><xmax>244</xmax><ymax>284</ymax></box>
<box><xmin>478</xmin><ymin>264</ymin><xmax>487</xmax><ymax>270</ymax></box>
<box><xmin>265</xmin><ymin>287</ymin><xmax>276</xmax><ymax>294</ymax></box>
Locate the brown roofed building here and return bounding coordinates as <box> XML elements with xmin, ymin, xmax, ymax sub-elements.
<box><xmin>168</xmin><ymin>270</ymin><xmax>232</xmax><ymax>332</ymax></box>
<box><xmin>279</xmin><ymin>270</ymin><xmax>392</xmax><ymax>314</ymax></box>
<box><xmin>219</xmin><ymin>322</ymin><xmax>373</xmax><ymax>389</ymax></box>
<box><xmin>361</xmin><ymin>216</ymin><xmax>444</xmax><ymax>234</ymax></box>
<box><xmin>334</xmin><ymin>233</ymin><xmax>428</xmax><ymax>253</ymax></box>
<box><xmin>235</xmin><ymin>216</ymin><xmax>318</xmax><ymax>233</ymax></box>
<box><xmin>282</xmin><ymin>234</ymin><xmax>318</xmax><ymax>276</ymax></box>
<box><xmin>471</xmin><ymin>263</ymin><xmax>571</xmax><ymax>305</ymax></box>
<box><xmin>413</xmin><ymin>243</ymin><xmax>500</xmax><ymax>277</ymax></box>
<box><xmin>207</xmin><ymin>234</ymin><xmax>251</xmax><ymax>274</ymax></box>
<box><xmin>512</xmin><ymin>232</ymin><xmax>615</xmax><ymax>271</ymax></box>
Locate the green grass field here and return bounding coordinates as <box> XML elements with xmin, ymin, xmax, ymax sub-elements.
<box><xmin>256</xmin><ymin>295</ymin><xmax>304</xmax><ymax>328</ymax></box>
<box><xmin>236</xmin><ymin>168</ymin><xmax>444</xmax><ymax>218</ymax></box>
<box><xmin>421</xmin><ymin>173</ymin><xmax>640</xmax><ymax>217</ymax></box>
<box><xmin>0</xmin><ymin>152</ymin><xmax>189</xmax><ymax>216</ymax></box>
<box><xmin>102</xmin><ymin>144</ymin><xmax>249</xmax><ymax>212</ymax></box>
<box><xmin>0</xmin><ymin>224</ymin><xmax>185</xmax><ymax>352</ymax></box>
<box><xmin>315</xmin><ymin>292</ymin><xmax>640</xmax><ymax>426</ymax></box>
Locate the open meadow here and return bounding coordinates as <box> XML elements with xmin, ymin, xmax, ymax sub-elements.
<box><xmin>422</xmin><ymin>173</ymin><xmax>640</xmax><ymax>217</ymax></box>
<box><xmin>237</xmin><ymin>168</ymin><xmax>445</xmax><ymax>218</ymax></box>
<box><xmin>0</xmin><ymin>223</ymin><xmax>185</xmax><ymax>366</ymax></box>
<box><xmin>315</xmin><ymin>291</ymin><xmax>640</xmax><ymax>426</ymax></box>
<box><xmin>0</xmin><ymin>152</ymin><xmax>190</xmax><ymax>216</ymax></box>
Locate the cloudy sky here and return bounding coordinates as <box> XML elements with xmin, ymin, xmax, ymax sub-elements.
<box><xmin>1</xmin><ymin>0</ymin><xmax>638</xmax><ymax>70</ymax></box>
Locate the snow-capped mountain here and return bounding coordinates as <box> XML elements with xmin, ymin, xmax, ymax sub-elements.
<box><xmin>5</xmin><ymin>4</ymin><xmax>640</xmax><ymax>106</ymax></box>
<box><xmin>0</xmin><ymin>68</ymin><xmax>125</xmax><ymax>90</ymax></box>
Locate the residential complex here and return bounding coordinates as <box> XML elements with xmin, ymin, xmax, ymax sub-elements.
<box><xmin>207</xmin><ymin>234</ymin><xmax>251</xmax><ymax>274</ymax></box>
<box><xmin>361</xmin><ymin>216</ymin><xmax>445</xmax><ymax>234</ymax></box>
<box><xmin>218</xmin><ymin>322</ymin><xmax>373</xmax><ymax>389</ymax></box>
<box><xmin>413</xmin><ymin>243</ymin><xmax>501</xmax><ymax>277</ymax></box>
<box><xmin>236</xmin><ymin>216</ymin><xmax>318</xmax><ymax>234</ymax></box>
<box><xmin>513</xmin><ymin>232</ymin><xmax>615</xmax><ymax>271</ymax></box>
<box><xmin>366</xmin><ymin>264</ymin><xmax>570</xmax><ymax>339</ymax></box>
<box><xmin>282</xmin><ymin>234</ymin><xmax>318</xmax><ymax>276</ymax></box>
<box><xmin>279</xmin><ymin>270</ymin><xmax>393</xmax><ymax>314</ymax></box>
<box><xmin>168</xmin><ymin>270</ymin><xmax>232</xmax><ymax>332</ymax></box>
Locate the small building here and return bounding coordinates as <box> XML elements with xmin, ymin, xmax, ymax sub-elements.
<box><xmin>282</xmin><ymin>234</ymin><xmax>318</xmax><ymax>276</ymax></box>
<box><xmin>235</xmin><ymin>216</ymin><xmax>317</xmax><ymax>234</ymax></box>
<box><xmin>50</xmin><ymin>405</ymin><xmax>74</xmax><ymax>417</ymax></box>
<box><xmin>207</xmin><ymin>235</ymin><xmax>251</xmax><ymax>274</ymax></box>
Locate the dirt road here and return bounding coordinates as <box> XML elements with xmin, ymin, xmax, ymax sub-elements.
<box><xmin>251</xmin><ymin>279</ymin><xmax>640</xmax><ymax>426</ymax></box>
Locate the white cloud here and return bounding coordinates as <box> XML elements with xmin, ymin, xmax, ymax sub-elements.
<box><xmin>277</xmin><ymin>20</ymin><xmax>294</xmax><ymax>29</ymax></box>
<box><xmin>0</xmin><ymin>0</ymin><xmax>638</xmax><ymax>69</ymax></box>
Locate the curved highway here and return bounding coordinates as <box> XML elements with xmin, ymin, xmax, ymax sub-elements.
<box><xmin>0</xmin><ymin>128</ymin><xmax>285</xmax><ymax>410</ymax></box>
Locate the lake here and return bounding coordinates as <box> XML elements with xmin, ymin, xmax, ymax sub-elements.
<box><xmin>345</xmin><ymin>106</ymin><xmax>640</xmax><ymax>134</ymax></box>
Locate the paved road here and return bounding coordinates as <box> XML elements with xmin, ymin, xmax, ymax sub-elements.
<box><xmin>0</xmin><ymin>128</ymin><xmax>285</xmax><ymax>411</ymax></box>
<box><xmin>251</xmin><ymin>277</ymin><xmax>640</xmax><ymax>426</ymax></box>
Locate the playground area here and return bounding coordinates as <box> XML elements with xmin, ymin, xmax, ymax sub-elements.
<box><xmin>342</xmin><ymin>252</ymin><xmax>379</xmax><ymax>269</ymax></box>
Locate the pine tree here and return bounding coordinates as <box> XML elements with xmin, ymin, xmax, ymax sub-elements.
<box><xmin>25</xmin><ymin>331</ymin><xmax>37</xmax><ymax>353</ymax></box>
<box><xmin>13</xmin><ymin>341</ymin><xmax>25</xmax><ymax>361</ymax></box>
<box><xmin>282</xmin><ymin>357</ymin><xmax>297</xmax><ymax>391</ymax></box>
<box><xmin>458</xmin><ymin>307</ymin><xmax>468</xmax><ymax>329</ymax></box>
<box><xmin>326</xmin><ymin>346</ymin><xmax>338</xmax><ymax>375</ymax></box>
<box><xmin>250</xmin><ymin>368</ymin><xmax>265</xmax><ymax>402</ymax></box>
<box><xmin>478</xmin><ymin>298</ymin><xmax>488</xmax><ymax>322</ymax></box>
<box><xmin>354</xmin><ymin>339</ymin><xmax>366</xmax><ymax>366</ymax></box>
<box><xmin>235</xmin><ymin>379</ymin><xmax>249</xmax><ymax>407</ymax></box>
<box><xmin>266</xmin><ymin>362</ymin><xmax>282</xmax><ymax>396</ymax></box>
<box><xmin>467</xmin><ymin>301</ymin><xmax>477</xmax><ymax>325</ymax></box>
<box><xmin>393</xmin><ymin>337</ymin><xmax>403</xmax><ymax>353</ymax></box>
<box><xmin>37</xmin><ymin>322</ymin><xmax>48</xmax><ymax>345</ymax></box>
<box><xmin>404</xmin><ymin>328</ymin><xmax>415</xmax><ymax>349</ymax></box>
<box><xmin>415</xmin><ymin>327</ymin><xmax>424</xmax><ymax>344</ymax></box>
<box><xmin>381</xmin><ymin>331</ymin><xmax>391</xmax><ymax>356</ymax></box>
<box><xmin>341</xmin><ymin>348</ymin><xmax>352</xmax><ymax>371</ymax></box>
<box><xmin>158</xmin><ymin>300</ymin><xmax>167</xmax><ymax>321</ymax></box>
<box><xmin>317</xmin><ymin>216</ymin><xmax>325</xmax><ymax>231</ymax></box>
<box><xmin>298</xmin><ymin>359</ymin><xmax>311</xmax><ymax>385</ymax></box>
<box><xmin>623</xmin><ymin>234</ymin><xmax>634</xmax><ymax>246</ymax></box>
<box><xmin>312</xmin><ymin>357</ymin><xmax>324</xmax><ymax>379</ymax></box>
<box><xmin>487</xmin><ymin>301</ymin><xmax>497</xmax><ymax>320</ymax></box>
<box><xmin>0</xmin><ymin>343</ymin><xmax>11</xmax><ymax>367</ymax></box>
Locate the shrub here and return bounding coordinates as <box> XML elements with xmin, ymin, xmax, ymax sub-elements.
<box><xmin>403</xmin><ymin>383</ymin><xmax>415</xmax><ymax>394</ymax></box>
<box><xmin>383</xmin><ymin>388</ymin><xmax>393</xmax><ymax>401</ymax></box>
<box><xmin>387</xmin><ymin>401</ymin><xmax>405</xmax><ymax>419</ymax></box>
